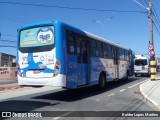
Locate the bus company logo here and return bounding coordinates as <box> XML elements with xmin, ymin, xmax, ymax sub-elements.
<box><xmin>25</xmin><ymin>31</ymin><xmax>34</xmax><ymax>37</ymax></box>
<box><xmin>2</xmin><ymin>112</ymin><xmax>11</xmax><ymax>117</ymax></box>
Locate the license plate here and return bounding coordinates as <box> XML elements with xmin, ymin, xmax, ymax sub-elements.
<box><xmin>33</xmin><ymin>70</ymin><xmax>40</xmax><ymax>74</ymax></box>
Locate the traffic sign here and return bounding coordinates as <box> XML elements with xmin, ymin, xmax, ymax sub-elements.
<box><xmin>148</xmin><ymin>44</ymin><xmax>154</xmax><ymax>50</ymax></box>
<box><xmin>148</xmin><ymin>50</ymin><xmax>155</xmax><ymax>56</ymax></box>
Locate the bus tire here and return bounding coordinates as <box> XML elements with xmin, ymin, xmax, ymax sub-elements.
<box><xmin>135</xmin><ymin>73</ymin><xmax>137</xmax><ymax>77</ymax></box>
<box><xmin>98</xmin><ymin>73</ymin><xmax>106</xmax><ymax>89</ymax></box>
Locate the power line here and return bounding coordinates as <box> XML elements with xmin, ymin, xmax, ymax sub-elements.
<box><xmin>132</xmin><ymin>0</ymin><xmax>160</xmax><ymax>36</ymax></box>
<box><xmin>0</xmin><ymin>17</ymin><xmax>26</xmax><ymax>24</ymax></box>
<box><xmin>1</xmin><ymin>33</ymin><xmax>17</xmax><ymax>37</ymax></box>
<box><xmin>153</xmin><ymin>20</ymin><xmax>160</xmax><ymax>36</ymax></box>
<box><xmin>149</xmin><ymin>1</ymin><xmax>160</xmax><ymax>35</ymax></box>
<box><xmin>139</xmin><ymin>0</ymin><xmax>147</xmax><ymax>6</ymax></box>
<box><xmin>0</xmin><ymin>39</ymin><xmax>17</xmax><ymax>43</ymax></box>
<box><xmin>147</xmin><ymin>14</ymin><xmax>160</xmax><ymax>36</ymax></box>
<box><xmin>0</xmin><ymin>45</ymin><xmax>16</xmax><ymax>48</ymax></box>
<box><xmin>0</xmin><ymin>16</ymin><xmax>29</xmax><ymax>24</ymax></box>
<box><xmin>0</xmin><ymin>13</ymin><xmax>35</xmax><ymax>22</ymax></box>
<box><xmin>143</xmin><ymin>0</ymin><xmax>148</xmax><ymax>6</ymax></box>
<box><xmin>0</xmin><ymin>13</ymin><xmax>37</xmax><ymax>23</ymax></box>
<box><xmin>132</xmin><ymin>0</ymin><xmax>148</xmax><ymax>10</ymax></box>
<box><xmin>153</xmin><ymin>13</ymin><xmax>160</xmax><ymax>29</ymax></box>
<box><xmin>0</xmin><ymin>1</ymin><xmax>147</xmax><ymax>13</ymax></box>
<box><xmin>152</xmin><ymin>2</ymin><xmax>160</xmax><ymax>29</ymax></box>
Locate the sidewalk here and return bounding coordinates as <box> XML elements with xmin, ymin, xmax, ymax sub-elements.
<box><xmin>140</xmin><ymin>76</ymin><xmax>160</xmax><ymax>110</ymax></box>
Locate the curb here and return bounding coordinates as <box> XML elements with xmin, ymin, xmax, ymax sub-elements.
<box><xmin>139</xmin><ymin>79</ymin><xmax>160</xmax><ymax>110</ymax></box>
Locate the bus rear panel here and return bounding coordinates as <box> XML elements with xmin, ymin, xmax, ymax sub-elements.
<box><xmin>18</xmin><ymin>21</ymin><xmax>66</xmax><ymax>87</ymax></box>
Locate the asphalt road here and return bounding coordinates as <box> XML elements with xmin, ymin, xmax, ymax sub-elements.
<box><xmin>0</xmin><ymin>76</ymin><xmax>159</xmax><ymax>120</ymax></box>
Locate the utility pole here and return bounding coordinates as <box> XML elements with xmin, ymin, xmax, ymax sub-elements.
<box><xmin>132</xmin><ymin>0</ymin><xmax>156</xmax><ymax>80</ymax></box>
<box><xmin>148</xmin><ymin>0</ymin><xmax>156</xmax><ymax>80</ymax></box>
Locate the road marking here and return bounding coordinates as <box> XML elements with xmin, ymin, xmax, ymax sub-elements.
<box><xmin>53</xmin><ymin>112</ymin><xmax>72</xmax><ymax>120</ymax></box>
<box><xmin>108</xmin><ymin>93</ymin><xmax>115</xmax><ymax>96</ymax></box>
<box><xmin>96</xmin><ymin>99</ymin><xmax>100</xmax><ymax>101</ymax></box>
<box><xmin>54</xmin><ymin>117</ymin><xmax>61</xmax><ymax>120</ymax></box>
<box><xmin>128</xmin><ymin>80</ymin><xmax>148</xmax><ymax>89</ymax></box>
<box><xmin>119</xmin><ymin>89</ymin><xmax>126</xmax><ymax>92</ymax></box>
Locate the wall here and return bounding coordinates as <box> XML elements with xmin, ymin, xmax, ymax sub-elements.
<box><xmin>0</xmin><ymin>67</ymin><xmax>17</xmax><ymax>80</ymax></box>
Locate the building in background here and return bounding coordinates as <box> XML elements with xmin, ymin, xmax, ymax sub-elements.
<box><xmin>0</xmin><ymin>52</ymin><xmax>16</xmax><ymax>67</ymax></box>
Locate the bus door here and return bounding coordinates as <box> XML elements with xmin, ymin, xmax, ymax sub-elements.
<box><xmin>113</xmin><ymin>48</ymin><xmax>119</xmax><ymax>79</ymax></box>
<box><xmin>76</xmin><ymin>37</ymin><xmax>88</xmax><ymax>86</ymax></box>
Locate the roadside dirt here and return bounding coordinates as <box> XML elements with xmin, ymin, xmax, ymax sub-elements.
<box><xmin>0</xmin><ymin>85</ymin><xmax>23</xmax><ymax>91</ymax></box>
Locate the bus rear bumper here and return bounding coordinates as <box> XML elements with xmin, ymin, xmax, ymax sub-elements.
<box><xmin>18</xmin><ymin>74</ymin><xmax>66</xmax><ymax>87</ymax></box>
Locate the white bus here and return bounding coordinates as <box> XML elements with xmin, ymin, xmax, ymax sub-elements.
<box><xmin>134</xmin><ymin>55</ymin><xmax>150</xmax><ymax>77</ymax></box>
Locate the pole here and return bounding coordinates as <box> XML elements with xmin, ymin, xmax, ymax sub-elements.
<box><xmin>149</xmin><ymin>0</ymin><xmax>156</xmax><ymax>80</ymax></box>
<box><xmin>93</xmin><ymin>17</ymin><xmax>112</xmax><ymax>38</ymax></box>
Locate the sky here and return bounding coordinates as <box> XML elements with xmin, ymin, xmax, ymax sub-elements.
<box><xmin>0</xmin><ymin>0</ymin><xmax>160</xmax><ymax>58</ymax></box>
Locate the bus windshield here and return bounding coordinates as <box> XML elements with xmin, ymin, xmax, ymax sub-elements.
<box><xmin>20</xmin><ymin>26</ymin><xmax>55</xmax><ymax>48</ymax></box>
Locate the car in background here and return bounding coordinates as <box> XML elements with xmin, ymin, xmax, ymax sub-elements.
<box><xmin>134</xmin><ymin>55</ymin><xmax>150</xmax><ymax>77</ymax></box>
<box><xmin>157</xmin><ymin>57</ymin><xmax>160</xmax><ymax>72</ymax></box>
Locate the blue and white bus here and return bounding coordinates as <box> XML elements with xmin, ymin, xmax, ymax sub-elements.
<box><xmin>17</xmin><ymin>21</ymin><xmax>134</xmax><ymax>89</ymax></box>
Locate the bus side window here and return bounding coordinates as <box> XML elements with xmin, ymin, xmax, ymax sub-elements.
<box><xmin>81</xmin><ymin>40</ymin><xmax>87</xmax><ymax>63</ymax></box>
<box><xmin>120</xmin><ymin>49</ymin><xmax>122</xmax><ymax>60</ymax></box>
<box><xmin>90</xmin><ymin>39</ymin><xmax>96</xmax><ymax>57</ymax></box>
<box><xmin>96</xmin><ymin>41</ymin><xmax>103</xmax><ymax>58</ymax></box>
<box><xmin>103</xmin><ymin>43</ymin><xmax>108</xmax><ymax>58</ymax></box>
<box><xmin>76</xmin><ymin>37</ymin><xmax>81</xmax><ymax>63</ymax></box>
<box><xmin>121</xmin><ymin>49</ymin><xmax>125</xmax><ymax>60</ymax></box>
<box><xmin>67</xmin><ymin>32</ymin><xmax>75</xmax><ymax>54</ymax></box>
<box><xmin>107</xmin><ymin>45</ymin><xmax>112</xmax><ymax>59</ymax></box>
<box><xmin>128</xmin><ymin>51</ymin><xmax>131</xmax><ymax>62</ymax></box>
<box><xmin>76</xmin><ymin>37</ymin><xmax>81</xmax><ymax>54</ymax></box>
<box><xmin>125</xmin><ymin>51</ymin><xmax>129</xmax><ymax>61</ymax></box>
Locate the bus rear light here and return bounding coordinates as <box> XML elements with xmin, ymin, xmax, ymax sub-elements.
<box><xmin>55</xmin><ymin>60</ymin><xmax>60</xmax><ymax>70</ymax></box>
<box><xmin>55</xmin><ymin>66</ymin><xmax>59</xmax><ymax>70</ymax></box>
<box><xmin>53</xmin><ymin>60</ymin><xmax>60</xmax><ymax>76</ymax></box>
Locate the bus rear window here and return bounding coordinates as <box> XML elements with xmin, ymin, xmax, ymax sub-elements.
<box><xmin>20</xmin><ymin>26</ymin><xmax>54</xmax><ymax>48</ymax></box>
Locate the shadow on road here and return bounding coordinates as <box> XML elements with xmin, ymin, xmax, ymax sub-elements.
<box><xmin>0</xmin><ymin>77</ymin><xmax>144</xmax><ymax>115</ymax></box>
<box><xmin>0</xmin><ymin>100</ymin><xmax>58</xmax><ymax>111</ymax></box>
<box><xmin>33</xmin><ymin>77</ymin><xmax>142</xmax><ymax>102</ymax></box>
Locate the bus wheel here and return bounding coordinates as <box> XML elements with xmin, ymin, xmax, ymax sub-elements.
<box><xmin>98</xmin><ymin>73</ymin><xmax>106</xmax><ymax>89</ymax></box>
<box><xmin>135</xmin><ymin>73</ymin><xmax>137</xmax><ymax>77</ymax></box>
